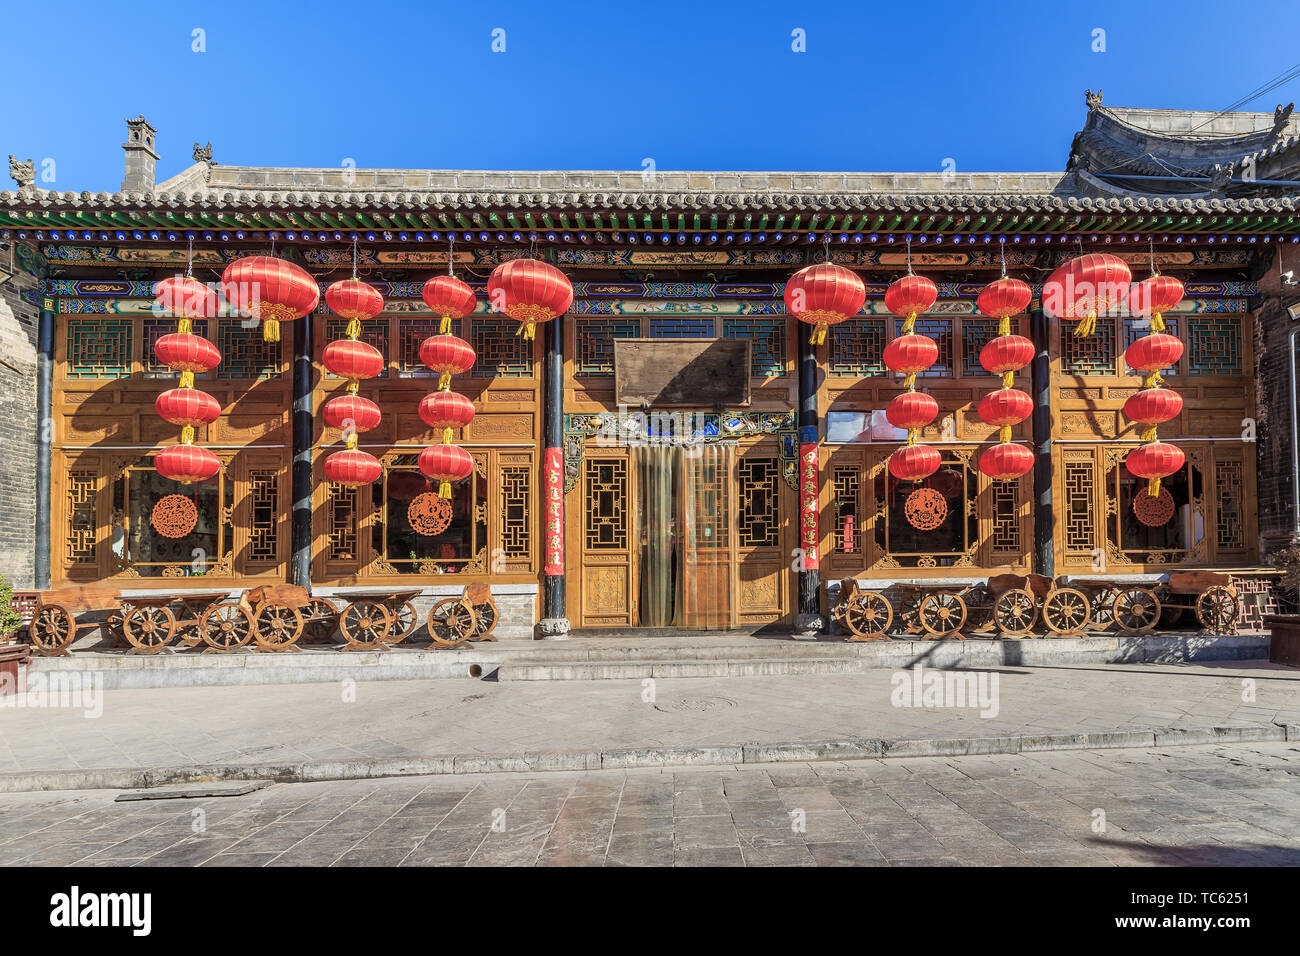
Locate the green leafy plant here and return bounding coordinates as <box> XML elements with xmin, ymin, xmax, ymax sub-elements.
<box><xmin>0</xmin><ymin>576</ymin><xmax>23</xmax><ymax>642</ymax></box>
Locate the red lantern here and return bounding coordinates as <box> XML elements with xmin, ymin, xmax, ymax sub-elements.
<box><xmin>1126</xmin><ymin>442</ymin><xmax>1185</xmax><ymax>481</ymax></box>
<box><xmin>976</xmin><ymin>277</ymin><xmax>1032</xmax><ymax>324</ymax></box>
<box><xmin>1127</xmin><ymin>274</ymin><xmax>1184</xmax><ymax>329</ymax></box>
<box><xmin>783</xmin><ymin>262</ymin><xmax>866</xmax><ymax>345</ymax></box>
<box><xmin>422</xmin><ymin>275</ymin><xmax>477</xmax><ymax>332</ymax></box>
<box><xmin>883</xmin><ymin>274</ymin><xmax>938</xmax><ymax>321</ymax></box>
<box><xmin>1123</xmin><ymin>388</ymin><xmax>1183</xmax><ymax>426</ymax></box>
<box><xmin>882</xmin><ymin>334</ymin><xmax>939</xmax><ymax>375</ymax></box>
<box><xmin>886</xmin><ymin>392</ymin><xmax>938</xmax><ymax>431</ymax></box>
<box><xmin>979</xmin><ymin>443</ymin><xmax>1034</xmax><ymax>481</ymax></box>
<box><xmin>979</xmin><ymin>334</ymin><xmax>1035</xmax><ymax>374</ymax></box>
<box><xmin>322</xmin><ymin>395</ymin><xmax>382</xmax><ymax>435</ymax></box>
<box><xmin>1124</xmin><ymin>333</ymin><xmax>1184</xmax><ymax>373</ymax></box>
<box><xmin>324</xmin><ymin>279</ymin><xmax>384</xmax><ymax>336</ymax></box>
<box><xmin>419</xmin><ymin>443</ymin><xmax>475</xmax><ymax>498</ymax></box>
<box><xmin>419</xmin><ymin>391</ymin><xmax>476</xmax><ymax>438</ymax></box>
<box><xmin>977</xmin><ymin>388</ymin><xmax>1033</xmax><ymax>427</ymax></box>
<box><xmin>486</xmin><ymin>259</ymin><xmax>574</xmax><ymax>340</ymax></box>
<box><xmin>888</xmin><ymin>444</ymin><xmax>941</xmax><ymax>482</ymax></box>
<box><xmin>221</xmin><ymin>256</ymin><xmax>320</xmax><ymax>343</ymax></box>
<box><xmin>1043</xmin><ymin>253</ymin><xmax>1132</xmax><ymax>335</ymax></box>
<box><xmin>154</xmin><ymin>333</ymin><xmax>221</xmax><ymax>373</ymax></box>
<box><xmin>155</xmin><ymin>445</ymin><xmax>220</xmax><ymax>483</ymax></box>
<box><xmin>155</xmin><ymin>389</ymin><xmax>221</xmax><ymax>427</ymax></box>
<box><xmin>420</xmin><ymin>334</ymin><xmax>476</xmax><ymax>388</ymax></box>
<box><xmin>323</xmin><ymin>339</ymin><xmax>385</xmax><ymax>381</ymax></box>
<box><xmin>153</xmin><ymin>275</ymin><xmax>218</xmax><ymax>325</ymax></box>
<box><xmin>323</xmin><ymin>449</ymin><xmax>382</xmax><ymax>487</ymax></box>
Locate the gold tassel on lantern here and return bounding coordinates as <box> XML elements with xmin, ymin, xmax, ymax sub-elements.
<box><xmin>263</xmin><ymin>318</ymin><xmax>280</xmax><ymax>343</ymax></box>
<box><xmin>1072</xmin><ymin>310</ymin><xmax>1097</xmax><ymax>337</ymax></box>
<box><xmin>439</xmin><ymin>480</ymin><xmax>452</xmax><ymax>499</ymax></box>
<box><xmin>181</xmin><ymin>425</ymin><xmax>195</xmax><ymax>445</ymax></box>
<box><xmin>178</xmin><ymin>318</ymin><xmax>192</xmax><ymax>335</ymax></box>
<box><xmin>179</xmin><ymin>369</ymin><xmax>195</xmax><ymax>389</ymax></box>
<box><xmin>439</xmin><ymin>314</ymin><xmax>451</xmax><ymax>335</ymax></box>
<box><xmin>902</xmin><ymin>311</ymin><xmax>917</xmax><ymax>334</ymax></box>
<box><xmin>438</xmin><ymin>372</ymin><xmax>451</xmax><ymax>391</ymax></box>
<box><xmin>441</xmin><ymin>427</ymin><xmax>453</xmax><ymax>444</ymax></box>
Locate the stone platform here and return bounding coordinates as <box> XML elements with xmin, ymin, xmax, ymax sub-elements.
<box><xmin>24</xmin><ymin>631</ymin><xmax>1270</xmax><ymax>690</ymax></box>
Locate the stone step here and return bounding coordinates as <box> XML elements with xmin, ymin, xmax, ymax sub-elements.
<box><xmin>495</xmin><ymin>657</ymin><xmax>885</xmax><ymax>680</ymax></box>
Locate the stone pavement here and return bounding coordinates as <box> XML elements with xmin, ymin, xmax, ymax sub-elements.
<box><xmin>0</xmin><ymin>742</ymin><xmax>1297</xmax><ymax>866</ymax></box>
<box><xmin>1</xmin><ymin>660</ymin><xmax>1298</xmax><ymax>785</ymax></box>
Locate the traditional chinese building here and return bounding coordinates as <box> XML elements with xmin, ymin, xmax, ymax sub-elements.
<box><xmin>0</xmin><ymin>94</ymin><xmax>1293</xmax><ymax>638</ymax></box>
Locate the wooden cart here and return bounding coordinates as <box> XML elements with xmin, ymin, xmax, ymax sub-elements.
<box><xmin>1088</xmin><ymin>571</ymin><xmax>1240</xmax><ymax>634</ymax></box>
<box><xmin>27</xmin><ymin>587</ymin><xmax>122</xmax><ymax>655</ymax></box>
<box><xmin>462</xmin><ymin>582</ymin><xmax>499</xmax><ymax>642</ymax></box>
<box><xmin>426</xmin><ymin>586</ymin><xmax>482</xmax><ymax>648</ymax></box>
<box><xmin>117</xmin><ymin>593</ymin><xmax>235</xmax><ymax>653</ymax></box>
<box><xmin>331</xmin><ymin>589</ymin><xmax>422</xmax><ymax>650</ymax></box>
<box><xmin>833</xmin><ymin>578</ymin><xmax>984</xmax><ymax>641</ymax></box>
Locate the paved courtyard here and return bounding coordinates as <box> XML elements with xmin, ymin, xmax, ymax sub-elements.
<box><xmin>0</xmin><ymin>742</ymin><xmax>1297</xmax><ymax>866</ymax></box>
<box><xmin>2</xmin><ymin>661</ymin><xmax>1298</xmax><ymax>777</ymax></box>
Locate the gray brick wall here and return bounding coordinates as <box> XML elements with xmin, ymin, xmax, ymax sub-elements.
<box><xmin>0</xmin><ymin>258</ymin><xmax>39</xmax><ymax>588</ymax></box>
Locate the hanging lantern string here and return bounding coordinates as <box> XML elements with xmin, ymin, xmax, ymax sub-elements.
<box><xmin>351</xmin><ymin>236</ymin><xmax>359</xmax><ymax>280</ymax></box>
<box><xmin>447</xmin><ymin>234</ymin><xmax>455</xmax><ymax>277</ymax></box>
<box><xmin>822</xmin><ymin>235</ymin><xmax>831</xmax><ymax>264</ymax></box>
<box><xmin>186</xmin><ymin>236</ymin><xmax>194</xmax><ymax>278</ymax></box>
<box><xmin>999</xmin><ymin>236</ymin><xmax>1007</xmax><ymax>278</ymax></box>
<box><xmin>905</xmin><ymin>235</ymin><xmax>913</xmax><ymax>275</ymax></box>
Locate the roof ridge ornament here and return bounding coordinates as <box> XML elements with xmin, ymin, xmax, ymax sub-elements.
<box><xmin>1086</xmin><ymin>89</ymin><xmax>1103</xmax><ymax>111</ymax></box>
<box><xmin>8</xmin><ymin>155</ymin><xmax>34</xmax><ymax>189</ymax></box>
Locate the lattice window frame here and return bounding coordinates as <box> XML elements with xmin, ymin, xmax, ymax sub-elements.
<box><xmin>1187</xmin><ymin>317</ymin><xmax>1243</xmax><ymax>376</ymax></box>
<box><xmin>723</xmin><ymin>317</ymin><xmax>787</xmax><ymax>378</ymax></box>
<box><xmin>737</xmin><ymin>455</ymin><xmax>780</xmax><ymax>548</ymax></box>
<box><xmin>575</xmin><ymin>317</ymin><xmax>640</xmax><ymax>377</ymax></box>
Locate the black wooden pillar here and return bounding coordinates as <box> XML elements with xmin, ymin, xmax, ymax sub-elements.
<box><xmin>794</xmin><ymin>330</ymin><xmax>823</xmax><ymax>634</ymax></box>
<box><xmin>290</xmin><ymin>315</ymin><xmax>313</xmax><ymax>588</ymax></box>
<box><xmin>538</xmin><ymin>313</ymin><xmax>570</xmax><ymax>639</ymax></box>
<box><xmin>1030</xmin><ymin>307</ymin><xmax>1054</xmax><ymax>576</ymax></box>
<box><xmin>34</xmin><ymin>300</ymin><xmax>54</xmax><ymax>589</ymax></box>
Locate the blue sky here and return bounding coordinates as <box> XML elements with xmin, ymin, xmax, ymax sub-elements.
<box><xmin>5</xmin><ymin>0</ymin><xmax>1300</xmax><ymax>191</ymax></box>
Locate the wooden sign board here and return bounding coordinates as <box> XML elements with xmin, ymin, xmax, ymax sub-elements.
<box><xmin>614</xmin><ymin>338</ymin><xmax>751</xmax><ymax>407</ymax></box>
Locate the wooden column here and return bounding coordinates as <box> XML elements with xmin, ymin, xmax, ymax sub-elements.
<box><xmin>794</xmin><ymin>329</ymin><xmax>823</xmax><ymax>634</ymax></box>
<box><xmin>1030</xmin><ymin>306</ymin><xmax>1054</xmax><ymax>575</ymax></box>
<box><xmin>34</xmin><ymin>299</ymin><xmax>54</xmax><ymax>589</ymax></box>
<box><xmin>538</xmin><ymin>313</ymin><xmax>570</xmax><ymax>639</ymax></box>
<box><xmin>290</xmin><ymin>315</ymin><xmax>313</xmax><ymax>587</ymax></box>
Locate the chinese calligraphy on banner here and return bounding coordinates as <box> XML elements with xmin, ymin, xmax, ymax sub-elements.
<box><xmin>799</xmin><ymin>442</ymin><xmax>819</xmax><ymax>570</ymax></box>
<box><xmin>543</xmin><ymin>446</ymin><xmax>565</xmax><ymax>575</ymax></box>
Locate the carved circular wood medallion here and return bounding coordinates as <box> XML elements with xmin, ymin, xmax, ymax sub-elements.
<box><xmin>151</xmin><ymin>494</ymin><xmax>198</xmax><ymax>538</ymax></box>
<box><xmin>1132</xmin><ymin>486</ymin><xmax>1175</xmax><ymax>526</ymax></box>
<box><xmin>409</xmin><ymin>492</ymin><xmax>452</xmax><ymax>536</ymax></box>
<box><xmin>904</xmin><ymin>487</ymin><xmax>948</xmax><ymax>531</ymax></box>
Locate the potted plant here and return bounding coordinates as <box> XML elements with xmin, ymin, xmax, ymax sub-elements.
<box><xmin>1265</xmin><ymin>544</ymin><xmax>1300</xmax><ymax>666</ymax></box>
<box><xmin>0</xmin><ymin>576</ymin><xmax>29</xmax><ymax>697</ymax></box>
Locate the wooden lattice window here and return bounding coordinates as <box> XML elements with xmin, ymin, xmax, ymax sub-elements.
<box><xmin>1063</xmin><ymin>456</ymin><xmax>1095</xmax><ymax>557</ymax></box>
<box><xmin>217</xmin><ymin>319</ymin><xmax>279</xmax><ymax>379</ymax></box>
<box><xmin>326</xmin><ymin>317</ymin><xmax>389</xmax><ymax>378</ymax></box>
<box><xmin>372</xmin><ymin>456</ymin><xmax>486</xmax><ymax>571</ymax></box>
<box><xmin>397</xmin><ymin>316</ymin><xmax>458</xmax><ymax>377</ymax></box>
<box><xmin>961</xmin><ymin>319</ymin><xmax>998</xmax><ymax>377</ymax></box>
<box><xmin>499</xmin><ymin>461</ymin><xmax>532</xmax><ymax>559</ymax></box>
<box><xmin>991</xmin><ymin>476</ymin><xmax>1021</xmax><ymax>554</ymax></box>
<box><xmin>1188</xmin><ymin>318</ymin><xmax>1242</xmax><ymax>375</ymax></box>
<box><xmin>471</xmin><ymin>318</ymin><xmax>531</xmax><ymax>377</ymax></box>
<box><xmin>873</xmin><ymin>454</ymin><xmax>977</xmax><ymax>567</ymax></box>
<box><xmin>1215</xmin><ymin>457</ymin><xmax>1244</xmax><ymax>550</ymax></box>
<box><xmin>829</xmin><ymin>318</ymin><xmax>887</xmax><ymax>375</ymax></box>
<box><xmin>65</xmin><ymin>469</ymin><xmax>98</xmax><ymax>566</ymax></box>
<box><xmin>1062</xmin><ymin>318</ymin><xmax>1116</xmax><ymax>374</ymax></box>
<box><xmin>738</xmin><ymin>457</ymin><xmax>779</xmax><ymax>547</ymax></box>
<box><xmin>114</xmin><ymin>459</ymin><xmax>228</xmax><ymax>576</ymax></box>
<box><xmin>1124</xmin><ymin>316</ymin><xmax>1179</xmax><ymax>374</ymax></box>
<box><xmin>66</xmin><ymin>318</ymin><xmax>131</xmax><ymax>379</ymax></box>
<box><xmin>895</xmin><ymin>317</ymin><xmax>952</xmax><ymax>377</ymax></box>
<box><xmin>584</xmin><ymin>459</ymin><xmax>627</xmax><ymax>550</ymax></box>
<box><xmin>246</xmin><ymin>469</ymin><xmax>279</xmax><ymax>564</ymax></box>
<box><xmin>144</xmin><ymin>317</ymin><xmax>209</xmax><ymax>377</ymax></box>
<box><xmin>648</xmin><ymin>316</ymin><xmax>714</xmax><ymax>337</ymax></box>
<box><xmin>832</xmin><ymin>465</ymin><xmax>860</xmax><ymax>554</ymax></box>
<box><xmin>328</xmin><ymin>485</ymin><xmax>359</xmax><ymax>561</ymax></box>
<box><xmin>575</xmin><ymin>318</ymin><xmax>639</xmax><ymax>376</ymax></box>
<box><xmin>723</xmin><ymin>317</ymin><xmax>786</xmax><ymax>377</ymax></box>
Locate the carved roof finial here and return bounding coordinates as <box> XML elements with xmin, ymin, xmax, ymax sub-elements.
<box><xmin>1086</xmin><ymin>89</ymin><xmax>1103</xmax><ymax>111</ymax></box>
<box><xmin>8</xmin><ymin>154</ymin><xmax>35</xmax><ymax>188</ymax></box>
<box><xmin>193</xmin><ymin>141</ymin><xmax>215</xmax><ymax>164</ymax></box>
<box><xmin>1273</xmin><ymin>102</ymin><xmax>1294</xmax><ymax>138</ymax></box>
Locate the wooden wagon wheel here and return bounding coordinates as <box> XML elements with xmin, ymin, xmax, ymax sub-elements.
<box><xmin>896</xmin><ymin>591</ymin><xmax>924</xmax><ymax>634</ymax></box>
<box><xmin>993</xmin><ymin>588</ymin><xmax>1038</xmax><ymax>637</ymax></box>
<box><xmin>1088</xmin><ymin>586</ymin><xmax>1118</xmax><ymax>629</ymax></box>
<box><xmin>380</xmin><ymin>600</ymin><xmax>419</xmax><ymax>644</ymax></box>
<box><xmin>427</xmin><ymin>598</ymin><xmax>478</xmax><ymax>648</ymax></box>
<box><xmin>252</xmin><ymin>602</ymin><xmax>304</xmax><ymax>652</ymax></box>
<box><xmin>1042</xmin><ymin>587</ymin><xmax>1091</xmax><ymax>635</ymax></box>
<box><xmin>1111</xmin><ymin>587</ymin><xmax>1161</xmax><ymax>634</ymax></box>
<box><xmin>1195</xmin><ymin>586</ymin><xmax>1239</xmax><ymax>633</ymax></box>
<box><xmin>122</xmin><ymin>605</ymin><xmax>177</xmax><ymax>653</ymax></box>
<box><xmin>842</xmin><ymin>591</ymin><xmax>893</xmax><ymax>641</ymax></box>
<box><xmin>199</xmin><ymin>602</ymin><xmax>254</xmax><ymax>651</ymax></box>
<box><xmin>918</xmin><ymin>591</ymin><xmax>967</xmax><ymax>638</ymax></box>
<box><xmin>963</xmin><ymin>585</ymin><xmax>995</xmax><ymax>633</ymax></box>
<box><xmin>29</xmin><ymin>605</ymin><xmax>76</xmax><ymax>655</ymax></box>
<box><xmin>300</xmin><ymin>597</ymin><xmax>339</xmax><ymax>644</ymax></box>
<box><xmin>472</xmin><ymin>601</ymin><xmax>499</xmax><ymax>640</ymax></box>
<box><xmin>339</xmin><ymin>600</ymin><xmax>392</xmax><ymax>648</ymax></box>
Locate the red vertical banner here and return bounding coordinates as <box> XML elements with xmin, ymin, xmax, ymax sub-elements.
<box><xmin>799</xmin><ymin>442</ymin><xmax>819</xmax><ymax>571</ymax></box>
<box><xmin>543</xmin><ymin>446</ymin><xmax>565</xmax><ymax>576</ymax></box>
